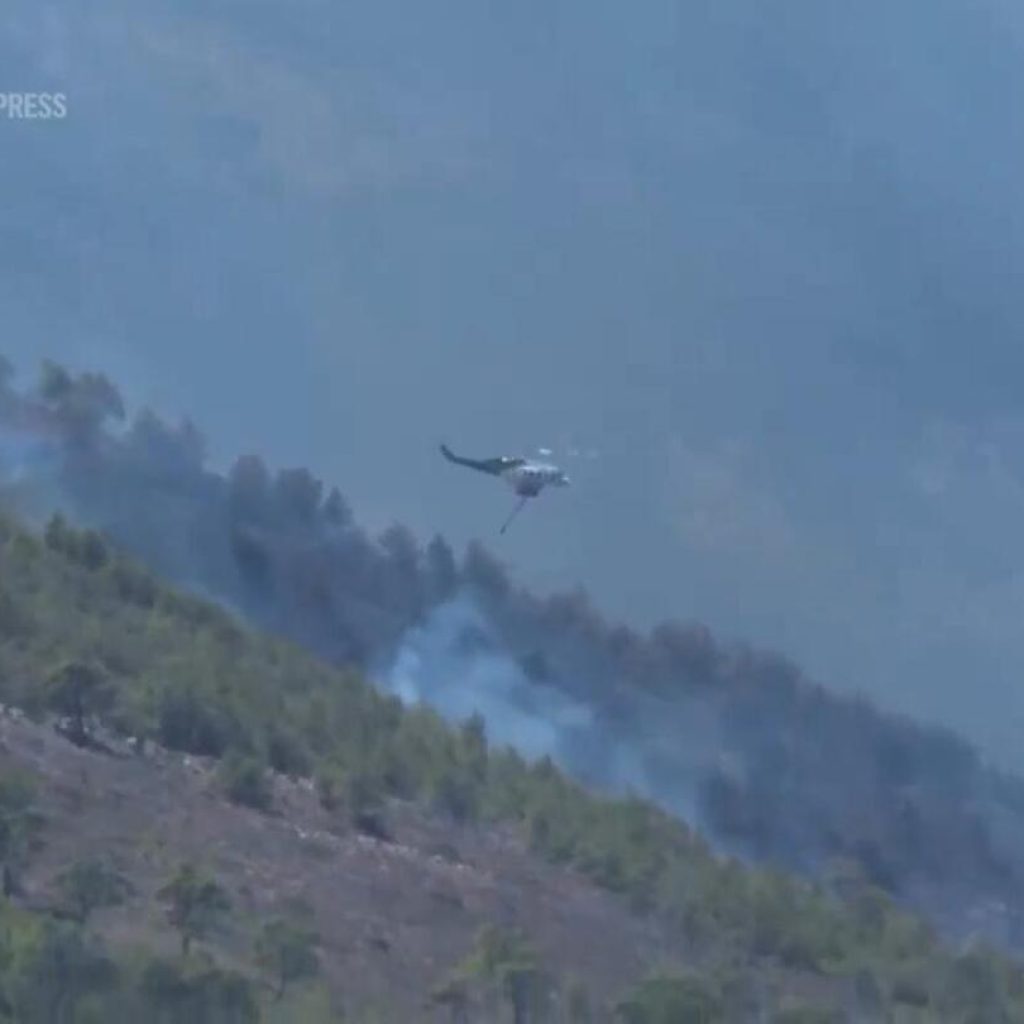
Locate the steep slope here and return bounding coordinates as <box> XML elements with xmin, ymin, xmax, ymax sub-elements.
<box><xmin>0</xmin><ymin>708</ymin><xmax>678</xmax><ymax>1019</ymax></box>
<box><xmin>2</xmin><ymin>359</ymin><xmax>1024</xmax><ymax>951</ymax></box>
<box><xmin>0</xmin><ymin>506</ymin><xmax>1023</xmax><ymax>1020</ymax></box>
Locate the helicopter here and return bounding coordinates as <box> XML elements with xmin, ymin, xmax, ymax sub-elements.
<box><xmin>439</xmin><ymin>443</ymin><xmax>570</xmax><ymax>533</ymax></box>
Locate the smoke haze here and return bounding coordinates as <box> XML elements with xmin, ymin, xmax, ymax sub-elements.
<box><xmin>5</xmin><ymin>0</ymin><xmax>1024</xmax><ymax>768</ymax></box>
<box><xmin>4</xmin><ymin>363</ymin><xmax>1024</xmax><ymax>948</ymax></box>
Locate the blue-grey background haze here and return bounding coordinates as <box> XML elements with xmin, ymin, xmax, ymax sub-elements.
<box><xmin>3</xmin><ymin>2</ymin><xmax>1024</xmax><ymax>762</ymax></box>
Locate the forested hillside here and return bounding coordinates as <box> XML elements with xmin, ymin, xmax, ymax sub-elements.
<box><xmin>0</xmin><ymin>482</ymin><xmax>1023</xmax><ymax>1018</ymax></box>
<box><xmin>2</xmin><ymin>358</ymin><xmax>1024</xmax><ymax>951</ymax></box>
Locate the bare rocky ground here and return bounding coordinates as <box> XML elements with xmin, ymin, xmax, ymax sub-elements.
<box><xmin>0</xmin><ymin>705</ymin><xmax>844</xmax><ymax>1021</ymax></box>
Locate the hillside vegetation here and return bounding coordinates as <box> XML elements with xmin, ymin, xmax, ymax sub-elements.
<box><xmin>0</xmin><ymin>507</ymin><xmax>1023</xmax><ymax>1019</ymax></box>
<box><xmin>2</xmin><ymin>359</ymin><xmax>1023</xmax><ymax>953</ymax></box>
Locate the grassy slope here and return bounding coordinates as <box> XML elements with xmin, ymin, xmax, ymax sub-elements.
<box><xmin>0</xmin><ymin>508</ymin><xmax>1022</xmax><ymax>1021</ymax></box>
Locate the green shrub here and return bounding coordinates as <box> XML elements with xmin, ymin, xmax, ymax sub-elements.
<box><xmin>772</xmin><ymin>1007</ymin><xmax>846</xmax><ymax>1024</ymax></box>
<box><xmin>157</xmin><ymin>687</ymin><xmax>241</xmax><ymax>758</ymax></box>
<box><xmin>614</xmin><ymin>971</ymin><xmax>724</xmax><ymax>1023</ymax></box>
<box><xmin>218</xmin><ymin>752</ymin><xmax>273</xmax><ymax>812</ymax></box>
<box><xmin>55</xmin><ymin>858</ymin><xmax>132</xmax><ymax>924</ymax></box>
<box><xmin>157</xmin><ymin>864</ymin><xmax>232</xmax><ymax>957</ymax></box>
<box><xmin>139</xmin><ymin>957</ymin><xmax>259</xmax><ymax>1024</ymax></box>
<box><xmin>254</xmin><ymin>918</ymin><xmax>320</xmax><ymax>1000</ymax></box>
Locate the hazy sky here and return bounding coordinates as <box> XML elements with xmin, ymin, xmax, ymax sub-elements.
<box><xmin>3</xmin><ymin>1</ymin><xmax>1024</xmax><ymax>763</ymax></box>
